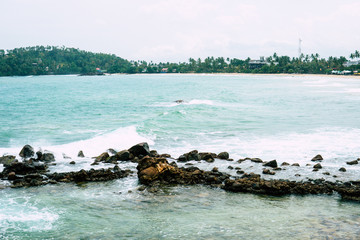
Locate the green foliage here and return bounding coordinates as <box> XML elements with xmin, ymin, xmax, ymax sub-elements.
<box><xmin>0</xmin><ymin>46</ymin><xmax>357</xmax><ymax>76</ymax></box>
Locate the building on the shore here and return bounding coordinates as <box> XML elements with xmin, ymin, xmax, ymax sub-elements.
<box><xmin>248</xmin><ymin>56</ymin><xmax>271</xmax><ymax>69</ymax></box>
<box><xmin>343</xmin><ymin>60</ymin><xmax>360</xmax><ymax>67</ymax></box>
<box><xmin>161</xmin><ymin>68</ymin><xmax>168</xmax><ymax>73</ymax></box>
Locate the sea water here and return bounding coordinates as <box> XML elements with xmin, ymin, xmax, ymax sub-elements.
<box><xmin>1</xmin><ymin>74</ymin><xmax>360</xmax><ymax>239</ymax></box>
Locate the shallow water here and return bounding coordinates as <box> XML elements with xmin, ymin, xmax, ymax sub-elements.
<box><xmin>1</xmin><ymin>74</ymin><xmax>360</xmax><ymax>238</ymax></box>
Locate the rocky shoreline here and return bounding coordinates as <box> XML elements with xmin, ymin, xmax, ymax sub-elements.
<box><xmin>1</xmin><ymin>142</ymin><xmax>360</xmax><ymax>201</ymax></box>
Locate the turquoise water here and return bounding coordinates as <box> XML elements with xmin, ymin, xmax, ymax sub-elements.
<box><xmin>1</xmin><ymin>74</ymin><xmax>360</xmax><ymax>238</ymax></box>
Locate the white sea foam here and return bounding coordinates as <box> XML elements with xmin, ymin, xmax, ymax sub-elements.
<box><xmin>0</xmin><ymin>126</ymin><xmax>154</xmax><ymax>160</ymax></box>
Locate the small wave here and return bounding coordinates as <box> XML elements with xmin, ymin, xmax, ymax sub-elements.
<box><xmin>186</xmin><ymin>99</ymin><xmax>214</xmax><ymax>105</ymax></box>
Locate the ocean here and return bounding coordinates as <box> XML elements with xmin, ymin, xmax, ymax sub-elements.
<box><xmin>1</xmin><ymin>74</ymin><xmax>360</xmax><ymax>239</ymax></box>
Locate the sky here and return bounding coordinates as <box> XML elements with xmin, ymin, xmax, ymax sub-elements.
<box><xmin>1</xmin><ymin>0</ymin><xmax>359</xmax><ymax>62</ymax></box>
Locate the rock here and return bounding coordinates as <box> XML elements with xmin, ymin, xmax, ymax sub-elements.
<box><xmin>212</xmin><ymin>167</ymin><xmax>219</xmax><ymax>172</ymax></box>
<box><xmin>205</xmin><ymin>158</ymin><xmax>215</xmax><ymax>163</ymax></box>
<box><xmin>346</xmin><ymin>160</ymin><xmax>358</xmax><ymax>165</ymax></box>
<box><xmin>217</xmin><ymin>152</ymin><xmax>229</xmax><ymax>160</ymax></box>
<box><xmin>248</xmin><ymin>158</ymin><xmax>263</xmax><ymax>163</ymax></box>
<box><xmin>313</xmin><ymin>163</ymin><xmax>322</xmax><ymax>169</ymax></box>
<box><xmin>160</xmin><ymin>153</ymin><xmax>171</xmax><ymax>158</ymax></box>
<box><xmin>128</xmin><ymin>142</ymin><xmax>150</xmax><ymax>157</ymax></box>
<box><xmin>339</xmin><ymin>167</ymin><xmax>346</xmax><ymax>172</ymax></box>
<box><xmin>199</xmin><ymin>152</ymin><xmax>215</xmax><ymax>161</ymax></box>
<box><xmin>174</xmin><ymin>100</ymin><xmax>184</xmax><ymax>103</ymax></box>
<box><xmin>227</xmin><ymin>158</ymin><xmax>234</xmax><ymax>162</ymax></box>
<box><xmin>107</xmin><ymin>148</ymin><xmax>117</xmax><ymax>155</ymax></box>
<box><xmin>150</xmin><ymin>150</ymin><xmax>159</xmax><ymax>157</ymax></box>
<box><xmin>115</xmin><ymin>150</ymin><xmax>130</xmax><ymax>161</ymax></box>
<box><xmin>78</xmin><ymin>151</ymin><xmax>85</xmax><ymax>158</ymax></box>
<box><xmin>2</xmin><ymin>161</ymin><xmax>46</xmax><ymax>175</ymax></box>
<box><xmin>95</xmin><ymin>152</ymin><xmax>109</xmax><ymax>162</ymax></box>
<box><xmin>19</xmin><ymin>145</ymin><xmax>34</xmax><ymax>158</ymax></box>
<box><xmin>295</xmin><ymin>174</ymin><xmax>301</xmax><ymax>177</ymax></box>
<box><xmin>69</xmin><ymin>161</ymin><xmax>76</xmax><ymax>165</ymax></box>
<box><xmin>323</xmin><ymin>172</ymin><xmax>330</xmax><ymax>175</ymax></box>
<box><xmin>311</xmin><ymin>154</ymin><xmax>323</xmax><ymax>162</ymax></box>
<box><xmin>186</xmin><ymin>150</ymin><xmax>201</xmax><ymax>161</ymax></box>
<box><xmin>306</xmin><ymin>164</ymin><xmax>312</xmax><ymax>166</ymax></box>
<box><xmin>263</xmin><ymin>160</ymin><xmax>278</xmax><ymax>168</ymax></box>
<box><xmin>40</xmin><ymin>152</ymin><xmax>55</xmax><ymax>162</ymax></box>
<box><xmin>178</xmin><ymin>155</ymin><xmax>187</xmax><ymax>162</ymax></box>
<box><xmin>281</xmin><ymin>162</ymin><xmax>290</xmax><ymax>166</ymax></box>
<box><xmin>8</xmin><ymin>172</ymin><xmax>16</xmax><ymax>180</ymax></box>
<box><xmin>292</xmin><ymin>163</ymin><xmax>300</xmax><ymax>167</ymax></box>
<box><xmin>228</xmin><ymin>166</ymin><xmax>234</xmax><ymax>170</ymax></box>
<box><xmin>236</xmin><ymin>170</ymin><xmax>244</xmax><ymax>174</ymax></box>
<box><xmin>262</xmin><ymin>169</ymin><xmax>275</xmax><ymax>175</ymax></box>
<box><xmin>36</xmin><ymin>151</ymin><xmax>43</xmax><ymax>160</ymax></box>
<box><xmin>0</xmin><ymin>155</ymin><xmax>16</xmax><ymax>166</ymax></box>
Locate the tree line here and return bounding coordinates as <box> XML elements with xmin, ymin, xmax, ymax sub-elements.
<box><xmin>0</xmin><ymin>46</ymin><xmax>359</xmax><ymax>76</ymax></box>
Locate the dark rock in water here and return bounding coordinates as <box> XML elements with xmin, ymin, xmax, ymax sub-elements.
<box><xmin>281</xmin><ymin>162</ymin><xmax>290</xmax><ymax>166</ymax></box>
<box><xmin>160</xmin><ymin>153</ymin><xmax>171</xmax><ymax>158</ymax></box>
<box><xmin>205</xmin><ymin>158</ymin><xmax>215</xmax><ymax>163</ymax></box>
<box><xmin>346</xmin><ymin>160</ymin><xmax>358</xmax><ymax>165</ymax></box>
<box><xmin>69</xmin><ymin>161</ymin><xmax>76</xmax><ymax>165</ymax></box>
<box><xmin>295</xmin><ymin>174</ymin><xmax>301</xmax><ymax>177</ymax></box>
<box><xmin>262</xmin><ymin>169</ymin><xmax>275</xmax><ymax>175</ymax></box>
<box><xmin>107</xmin><ymin>148</ymin><xmax>117</xmax><ymax>155</ymax></box>
<box><xmin>236</xmin><ymin>170</ymin><xmax>244</xmax><ymax>174</ymax></box>
<box><xmin>186</xmin><ymin>150</ymin><xmax>201</xmax><ymax>161</ymax></box>
<box><xmin>150</xmin><ymin>150</ymin><xmax>159</xmax><ymax>158</ymax></box>
<box><xmin>235</xmin><ymin>167</ymin><xmax>241</xmax><ymax>170</ymax></box>
<box><xmin>217</xmin><ymin>152</ymin><xmax>229</xmax><ymax>160</ymax></box>
<box><xmin>306</xmin><ymin>164</ymin><xmax>312</xmax><ymax>166</ymax></box>
<box><xmin>212</xmin><ymin>167</ymin><xmax>219</xmax><ymax>172</ymax></box>
<box><xmin>19</xmin><ymin>145</ymin><xmax>34</xmax><ymax>159</ymax></box>
<box><xmin>228</xmin><ymin>166</ymin><xmax>234</xmax><ymax>170</ymax></box>
<box><xmin>249</xmin><ymin>158</ymin><xmax>263</xmax><ymax>163</ymax></box>
<box><xmin>311</xmin><ymin>154</ymin><xmax>323</xmax><ymax>162</ymax></box>
<box><xmin>174</xmin><ymin>100</ymin><xmax>184</xmax><ymax>103</ymax></box>
<box><xmin>128</xmin><ymin>142</ymin><xmax>150</xmax><ymax>157</ymax></box>
<box><xmin>91</xmin><ymin>161</ymin><xmax>99</xmax><ymax>166</ymax></box>
<box><xmin>78</xmin><ymin>151</ymin><xmax>85</xmax><ymax>158</ymax></box>
<box><xmin>40</xmin><ymin>152</ymin><xmax>55</xmax><ymax>162</ymax></box>
<box><xmin>8</xmin><ymin>172</ymin><xmax>16</xmax><ymax>180</ymax></box>
<box><xmin>292</xmin><ymin>163</ymin><xmax>300</xmax><ymax>167</ymax></box>
<box><xmin>95</xmin><ymin>152</ymin><xmax>109</xmax><ymax>162</ymax></box>
<box><xmin>178</xmin><ymin>155</ymin><xmax>187</xmax><ymax>162</ymax></box>
<box><xmin>227</xmin><ymin>158</ymin><xmax>234</xmax><ymax>162</ymax></box>
<box><xmin>263</xmin><ymin>160</ymin><xmax>278</xmax><ymax>168</ymax></box>
<box><xmin>313</xmin><ymin>163</ymin><xmax>322</xmax><ymax>169</ymax></box>
<box><xmin>115</xmin><ymin>150</ymin><xmax>130</xmax><ymax>161</ymax></box>
<box><xmin>2</xmin><ymin>161</ymin><xmax>46</xmax><ymax>175</ymax></box>
<box><xmin>339</xmin><ymin>167</ymin><xmax>347</xmax><ymax>172</ymax></box>
<box><xmin>199</xmin><ymin>152</ymin><xmax>216</xmax><ymax>161</ymax></box>
<box><xmin>323</xmin><ymin>172</ymin><xmax>330</xmax><ymax>175</ymax></box>
<box><xmin>185</xmin><ymin>163</ymin><xmax>194</xmax><ymax>166</ymax></box>
<box><xmin>105</xmin><ymin>155</ymin><xmax>118</xmax><ymax>163</ymax></box>
<box><xmin>0</xmin><ymin>155</ymin><xmax>16</xmax><ymax>166</ymax></box>
<box><xmin>36</xmin><ymin>151</ymin><xmax>43</xmax><ymax>160</ymax></box>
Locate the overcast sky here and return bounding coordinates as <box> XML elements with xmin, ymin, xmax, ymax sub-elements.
<box><xmin>1</xmin><ymin>0</ymin><xmax>359</xmax><ymax>62</ymax></box>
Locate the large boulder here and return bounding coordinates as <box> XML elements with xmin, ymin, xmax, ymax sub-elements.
<box><xmin>311</xmin><ymin>154</ymin><xmax>323</xmax><ymax>162</ymax></box>
<box><xmin>77</xmin><ymin>151</ymin><xmax>85</xmax><ymax>158</ymax></box>
<box><xmin>115</xmin><ymin>150</ymin><xmax>131</xmax><ymax>161</ymax></box>
<box><xmin>94</xmin><ymin>152</ymin><xmax>109</xmax><ymax>162</ymax></box>
<box><xmin>217</xmin><ymin>152</ymin><xmax>229</xmax><ymax>160</ymax></box>
<box><xmin>128</xmin><ymin>142</ymin><xmax>150</xmax><ymax>157</ymax></box>
<box><xmin>264</xmin><ymin>160</ymin><xmax>278</xmax><ymax>168</ymax></box>
<box><xmin>40</xmin><ymin>152</ymin><xmax>55</xmax><ymax>162</ymax></box>
<box><xmin>19</xmin><ymin>145</ymin><xmax>34</xmax><ymax>158</ymax></box>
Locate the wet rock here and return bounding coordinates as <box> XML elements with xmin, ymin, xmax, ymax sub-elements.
<box><xmin>262</xmin><ymin>169</ymin><xmax>275</xmax><ymax>175</ymax></box>
<box><xmin>281</xmin><ymin>162</ymin><xmax>290</xmax><ymax>166</ymax></box>
<box><xmin>199</xmin><ymin>152</ymin><xmax>215</xmax><ymax>161</ymax></box>
<box><xmin>323</xmin><ymin>172</ymin><xmax>330</xmax><ymax>175</ymax></box>
<box><xmin>105</xmin><ymin>155</ymin><xmax>118</xmax><ymax>163</ymax></box>
<box><xmin>186</xmin><ymin>150</ymin><xmax>201</xmax><ymax>161</ymax></box>
<box><xmin>273</xmin><ymin>167</ymin><xmax>282</xmax><ymax>171</ymax></box>
<box><xmin>205</xmin><ymin>158</ymin><xmax>215</xmax><ymax>163</ymax></box>
<box><xmin>235</xmin><ymin>167</ymin><xmax>241</xmax><ymax>170</ymax></box>
<box><xmin>8</xmin><ymin>172</ymin><xmax>16</xmax><ymax>180</ymax></box>
<box><xmin>107</xmin><ymin>148</ymin><xmax>117</xmax><ymax>155</ymax></box>
<box><xmin>227</xmin><ymin>158</ymin><xmax>234</xmax><ymax>162</ymax></box>
<box><xmin>2</xmin><ymin>161</ymin><xmax>46</xmax><ymax>175</ymax></box>
<box><xmin>263</xmin><ymin>160</ymin><xmax>278</xmax><ymax>168</ymax></box>
<box><xmin>339</xmin><ymin>167</ymin><xmax>346</xmax><ymax>172</ymax></box>
<box><xmin>160</xmin><ymin>153</ymin><xmax>171</xmax><ymax>158</ymax></box>
<box><xmin>115</xmin><ymin>150</ymin><xmax>131</xmax><ymax>161</ymax></box>
<box><xmin>236</xmin><ymin>170</ymin><xmax>245</xmax><ymax>174</ymax></box>
<box><xmin>295</xmin><ymin>174</ymin><xmax>301</xmax><ymax>177</ymax></box>
<box><xmin>36</xmin><ymin>151</ymin><xmax>43</xmax><ymax>160</ymax></box>
<box><xmin>69</xmin><ymin>161</ymin><xmax>76</xmax><ymax>165</ymax></box>
<box><xmin>346</xmin><ymin>160</ymin><xmax>358</xmax><ymax>165</ymax></box>
<box><xmin>313</xmin><ymin>163</ymin><xmax>322</xmax><ymax>169</ymax></box>
<box><xmin>0</xmin><ymin>155</ymin><xmax>16</xmax><ymax>166</ymax></box>
<box><xmin>228</xmin><ymin>166</ymin><xmax>234</xmax><ymax>170</ymax></box>
<box><xmin>306</xmin><ymin>164</ymin><xmax>312</xmax><ymax>166</ymax></box>
<box><xmin>292</xmin><ymin>163</ymin><xmax>300</xmax><ymax>167</ymax></box>
<box><xmin>217</xmin><ymin>152</ymin><xmax>229</xmax><ymax>160</ymax></box>
<box><xmin>185</xmin><ymin>163</ymin><xmax>194</xmax><ymax>166</ymax></box>
<box><xmin>178</xmin><ymin>155</ymin><xmax>187</xmax><ymax>162</ymax></box>
<box><xmin>212</xmin><ymin>167</ymin><xmax>218</xmax><ymax>172</ymax></box>
<box><xmin>150</xmin><ymin>150</ymin><xmax>159</xmax><ymax>158</ymax></box>
<box><xmin>248</xmin><ymin>158</ymin><xmax>263</xmax><ymax>163</ymax></box>
<box><xmin>19</xmin><ymin>145</ymin><xmax>34</xmax><ymax>159</ymax></box>
<box><xmin>311</xmin><ymin>154</ymin><xmax>323</xmax><ymax>162</ymax></box>
<box><xmin>78</xmin><ymin>151</ymin><xmax>85</xmax><ymax>158</ymax></box>
<box><xmin>128</xmin><ymin>142</ymin><xmax>150</xmax><ymax>157</ymax></box>
<box><xmin>95</xmin><ymin>152</ymin><xmax>109</xmax><ymax>162</ymax></box>
<box><xmin>40</xmin><ymin>152</ymin><xmax>55</xmax><ymax>163</ymax></box>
